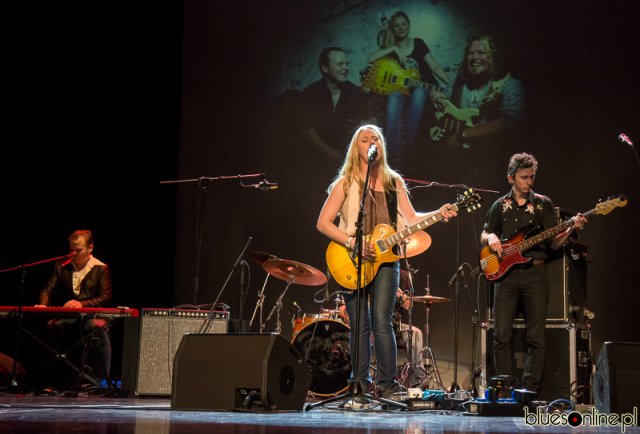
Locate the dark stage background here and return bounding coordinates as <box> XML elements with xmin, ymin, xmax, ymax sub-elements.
<box><xmin>2</xmin><ymin>0</ymin><xmax>639</xmax><ymax>389</ymax></box>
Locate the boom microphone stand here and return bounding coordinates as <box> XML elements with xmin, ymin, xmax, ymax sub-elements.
<box><xmin>307</xmin><ymin>146</ymin><xmax>408</xmax><ymax>411</ymax></box>
<box><xmin>0</xmin><ymin>253</ymin><xmax>75</xmax><ymax>392</ymax></box>
<box><xmin>160</xmin><ymin>173</ymin><xmax>269</xmax><ymax>305</ymax></box>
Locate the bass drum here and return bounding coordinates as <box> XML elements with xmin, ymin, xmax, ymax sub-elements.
<box><xmin>291</xmin><ymin>319</ymin><xmax>351</xmax><ymax>397</ymax></box>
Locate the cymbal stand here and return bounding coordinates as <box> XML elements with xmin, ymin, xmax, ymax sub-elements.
<box><xmin>265</xmin><ymin>274</ymin><xmax>294</xmax><ymax>335</ymax></box>
<box><xmin>419</xmin><ymin>276</ymin><xmax>445</xmax><ymax>390</ymax></box>
<box><xmin>249</xmin><ymin>274</ymin><xmax>270</xmax><ymax>333</ymax></box>
<box><xmin>397</xmin><ymin>255</ymin><xmax>418</xmax><ymax>388</ymax></box>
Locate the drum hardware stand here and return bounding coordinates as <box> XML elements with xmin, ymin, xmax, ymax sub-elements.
<box><xmin>306</xmin><ymin>146</ymin><xmax>408</xmax><ymax>411</ymax></box>
<box><xmin>249</xmin><ymin>273</ymin><xmax>270</xmax><ymax>333</ymax></box>
<box><xmin>265</xmin><ymin>274</ymin><xmax>295</xmax><ymax>335</ymax></box>
<box><xmin>397</xmin><ymin>255</ymin><xmax>419</xmax><ymax>389</ymax></box>
<box><xmin>419</xmin><ymin>279</ymin><xmax>446</xmax><ymax>390</ymax></box>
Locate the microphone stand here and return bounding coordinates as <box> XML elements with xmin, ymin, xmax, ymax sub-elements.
<box><xmin>198</xmin><ymin>236</ymin><xmax>253</xmax><ymax>333</ymax></box>
<box><xmin>160</xmin><ymin>173</ymin><xmax>265</xmax><ymax>306</ymax></box>
<box><xmin>0</xmin><ymin>253</ymin><xmax>75</xmax><ymax>392</ymax></box>
<box><xmin>449</xmin><ymin>261</ymin><xmax>462</xmax><ymax>393</ymax></box>
<box><xmin>463</xmin><ymin>265</ymin><xmax>481</xmax><ymax>397</ymax></box>
<box><xmin>307</xmin><ymin>152</ymin><xmax>408</xmax><ymax>411</ymax></box>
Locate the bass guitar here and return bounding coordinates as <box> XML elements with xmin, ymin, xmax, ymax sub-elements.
<box><xmin>360</xmin><ymin>58</ymin><xmax>443</xmax><ymax>97</ymax></box>
<box><xmin>429</xmin><ymin>100</ymin><xmax>479</xmax><ymax>142</ymax></box>
<box><xmin>479</xmin><ymin>196</ymin><xmax>627</xmax><ymax>281</ymax></box>
<box><xmin>326</xmin><ymin>189</ymin><xmax>482</xmax><ymax>290</ymax></box>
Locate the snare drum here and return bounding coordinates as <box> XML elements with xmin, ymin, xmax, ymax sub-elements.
<box><xmin>291</xmin><ymin>319</ymin><xmax>351</xmax><ymax>397</ymax></box>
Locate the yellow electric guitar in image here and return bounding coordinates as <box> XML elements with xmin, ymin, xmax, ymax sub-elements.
<box><xmin>326</xmin><ymin>189</ymin><xmax>482</xmax><ymax>290</ymax></box>
<box><xmin>360</xmin><ymin>57</ymin><xmax>443</xmax><ymax>97</ymax></box>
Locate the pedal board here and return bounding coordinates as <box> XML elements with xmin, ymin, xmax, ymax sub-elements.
<box><xmin>465</xmin><ymin>398</ymin><xmax>530</xmax><ymax>417</ymax></box>
<box><xmin>406</xmin><ymin>389</ymin><xmax>460</xmax><ymax>411</ymax></box>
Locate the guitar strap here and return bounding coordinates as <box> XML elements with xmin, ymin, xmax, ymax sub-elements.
<box><xmin>385</xmin><ymin>188</ymin><xmax>399</xmax><ymax>230</ymax></box>
<box><xmin>482</xmin><ymin>73</ymin><xmax>511</xmax><ymax>104</ymax></box>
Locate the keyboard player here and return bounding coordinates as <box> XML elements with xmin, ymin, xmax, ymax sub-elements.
<box><xmin>34</xmin><ymin>229</ymin><xmax>113</xmax><ymax>390</ymax></box>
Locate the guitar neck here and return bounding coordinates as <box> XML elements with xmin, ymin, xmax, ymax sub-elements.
<box><xmin>379</xmin><ymin>204</ymin><xmax>459</xmax><ymax>250</ymax></box>
<box><xmin>517</xmin><ymin>208</ymin><xmax>594</xmax><ymax>252</ymax></box>
<box><xmin>409</xmin><ymin>79</ymin><xmax>439</xmax><ymax>92</ymax></box>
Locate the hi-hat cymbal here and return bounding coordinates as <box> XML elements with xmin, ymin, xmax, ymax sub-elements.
<box><xmin>401</xmin><ymin>231</ymin><xmax>432</xmax><ymax>258</ymax></box>
<box><xmin>412</xmin><ymin>294</ymin><xmax>450</xmax><ymax>304</ymax></box>
<box><xmin>248</xmin><ymin>250</ymin><xmax>279</xmax><ymax>265</ymax></box>
<box><xmin>262</xmin><ymin>258</ymin><xmax>328</xmax><ymax>286</ymax></box>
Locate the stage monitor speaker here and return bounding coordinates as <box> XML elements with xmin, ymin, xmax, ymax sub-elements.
<box><xmin>135</xmin><ymin>309</ymin><xmax>229</xmax><ymax>396</ymax></box>
<box><xmin>171</xmin><ymin>333</ymin><xmax>312</xmax><ymax>411</ymax></box>
<box><xmin>594</xmin><ymin>342</ymin><xmax>640</xmax><ymax>414</ymax></box>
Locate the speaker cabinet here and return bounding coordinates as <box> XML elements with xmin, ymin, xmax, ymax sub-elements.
<box><xmin>482</xmin><ymin>322</ymin><xmax>592</xmax><ymax>402</ymax></box>
<box><xmin>135</xmin><ymin>309</ymin><xmax>229</xmax><ymax>396</ymax></box>
<box><xmin>171</xmin><ymin>333</ymin><xmax>312</xmax><ymax>411</ymax></box>
<box><xmin>594</xmin><ymin>342</ymin><xmax>640</xmax><ymax>414</ymax></box>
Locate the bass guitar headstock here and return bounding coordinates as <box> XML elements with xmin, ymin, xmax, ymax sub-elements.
<box><xmin>594</xmin><ymin>195</ymin><xmax>628</xmax><ymax>216</ymax></box>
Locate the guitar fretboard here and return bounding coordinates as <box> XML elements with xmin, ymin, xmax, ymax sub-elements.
<box><xmin>378</xmin><ymin>204</ymin><xmax>460</xmax><ymax>250</ymax></box>
<box><xmin>516</xmin><ymin>209</ymin><xmax>595</xmax><ymax>252</ymax></box>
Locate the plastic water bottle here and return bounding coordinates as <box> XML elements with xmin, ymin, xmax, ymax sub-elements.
<box><xmin>478</xmin><ymin>369</ymin><xmax>487</xmax><ymax>398</ymax></box>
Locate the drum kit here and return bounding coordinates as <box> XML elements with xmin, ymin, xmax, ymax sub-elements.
<box><xmin>246</xmin><ymin>230</ymin><xmax>450</xmax><ymax>398</ymax></box>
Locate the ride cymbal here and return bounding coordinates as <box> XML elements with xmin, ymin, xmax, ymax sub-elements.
<box><xmin>412</xmin><ymin>294</ymin><xmax>450</xmax><ymax>304</ymax></box>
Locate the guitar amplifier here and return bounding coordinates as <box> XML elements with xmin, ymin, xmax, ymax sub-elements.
<box><xmin>134</xmin><ymin>308</ymin><xmax>229</xmax><ymax>396</ymax></box>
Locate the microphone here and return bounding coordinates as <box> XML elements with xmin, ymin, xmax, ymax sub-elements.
<box><xmin>61</xmin><ymin>252</ymin><xmax>76</xmax><ymax>267</ymax></box>
<box><xmin>618</xmin><ymin>133</ymin><xmax>634</xmax><ymax>146</ymax></box>
<box><xmin>367</xmin><ymin>144</ymin><xmax>378</xmax><ymax>161</ymax></box>
<box><xmin>292</xmin><ymin>301</ymin><xmax>302</xmax><ymax>313</ymax></box>
<box><xmin>447</xmin><ymin>264</ymin><xmax>465</xmax><ymax>286</ymax></box>
<box><xmin>251</xmin><ymin>180</ymin><xmax>279</xmax><ymax>191</ymax></box>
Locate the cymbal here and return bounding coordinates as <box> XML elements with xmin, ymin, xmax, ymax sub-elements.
<box><xmin>262</xmin><ymin>258</ymin><xmax>328</xmax><ymax>286</ymax></box>
<box><xmin>401</xmin><ymin>231</ymin><xmax>432</xmax><ymax>258</ymax></box>
<box><xmin>248</xmin><ymin>250</ymin><xmax>279</xmax><ymax>265</ymax></box>
<box><xmin>412</xmin><ymin>294</ymin><xmax>450</xmax><ymax>304</ymax></box>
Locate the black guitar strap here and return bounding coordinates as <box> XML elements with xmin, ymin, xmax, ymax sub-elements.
<box><xmin>386</xmin><ymin>188</ymin><xmax>398</xmax><ymax>230</ymax></box>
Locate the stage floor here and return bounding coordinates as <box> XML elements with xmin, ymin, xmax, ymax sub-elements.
<box><xmin>0</xmin><ymin>393</ymin><xmax>637</xmax><ymax>434</ymax></box>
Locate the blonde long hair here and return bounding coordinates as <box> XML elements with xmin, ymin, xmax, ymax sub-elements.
<box><xmin>328</xmin><ymin>124</ymin><xmax>403</xmax><ymax>195</ymax></box>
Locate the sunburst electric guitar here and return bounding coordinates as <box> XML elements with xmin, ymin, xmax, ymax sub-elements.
<box><xmin>360</xmin><ymin>58</ymin><xmax>443</xmax><ymax>97</ymax></box>
<box><xmin>479</xmin><ymin>196</ymin><xmax>627</xmax><ymax>281</ymax></box>
<box><xmin>326</xmin><ymin>189</ymin><xmax>482</xmax><ymax>290</ymax></box>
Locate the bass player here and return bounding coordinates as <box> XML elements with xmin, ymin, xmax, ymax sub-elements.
<box><xmin>480</xmin><ymin>152</ymin><xmax>586</xmax><ymax>393</ymax></box>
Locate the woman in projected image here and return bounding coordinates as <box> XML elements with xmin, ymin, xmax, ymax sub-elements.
<box><xmin>434</xmin><ymin>35</ymin><xmax>525</xmax><ymax>149</ymax></box>
<box><xmin>316</xmin><ymin>124</ymin><xmax>455</xmax><ymax>404</ymax></box>
<box><xmin>367</xmin><ymin>11</ymin><xmax>449</xmax><ymax>155</ymax></box>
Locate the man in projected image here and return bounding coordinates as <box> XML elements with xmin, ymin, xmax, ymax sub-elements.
<box><xmin>301</xmin><ymin>47</ymin><xmax>376</xmax><ymax>169</ymax></box>
<box><xmin>433</xmin><ymin>35</ymin><xmax>524</xmax><ymax>149</ymax></box>
<box><xmin>368</xmin><ymin>10</ymin><xmax>449</xmax><ymax>155</ymax></box>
